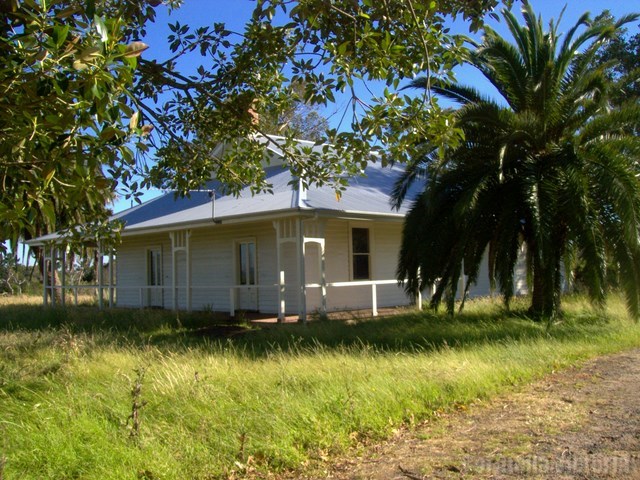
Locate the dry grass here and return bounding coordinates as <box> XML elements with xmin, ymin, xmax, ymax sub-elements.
<box><xmin>0</xmin><ymin>293</ymin><xmax>98</xmax><ymax>307</ymax></box>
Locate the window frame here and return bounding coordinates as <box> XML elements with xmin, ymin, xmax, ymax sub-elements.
<box><xmin>146</xmin><ymin>246</ymin><xmax>163</xmax><ymax>286</ymax></box>
<box><xmin>349</xmin><ymin>225</ymin><xmax>372</xmax><ymax>281</ymax></box>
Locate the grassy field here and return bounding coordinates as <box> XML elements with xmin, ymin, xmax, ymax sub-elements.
<box><xmin>1</xmin><ymin>294</ymin><xmax>639</xmax><ymax>479</ymax></box>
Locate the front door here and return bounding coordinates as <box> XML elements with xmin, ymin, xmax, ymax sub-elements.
<box><xmin>236</xmin><ymin>240</ymin><xmax>258</xmax><ymax>311</ymax></box>
<box><xmin>147</xmin><ymin>247</ymin><xmax>163</xmax><ymax>307</ymax></box>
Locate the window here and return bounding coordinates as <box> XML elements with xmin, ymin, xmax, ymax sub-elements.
<box><xmin>351</xmin><ymin>227</ymin><xmax>370</xmax><ymax>280</ymax></box>
<box><xmin>147</xmin><ymin>249</ymin><xmax>162</xmax><ymax>286</ymax></box>
<box><xmin>238</xmin><ymin>241</ymin><xmax>256</xmax><ymax>285</ymax></box>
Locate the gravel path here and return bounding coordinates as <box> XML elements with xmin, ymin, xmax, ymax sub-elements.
<box><xmin>312</xmin><ymin>349</ymin><xmax>640</xmax><ymax>479</ymax></box>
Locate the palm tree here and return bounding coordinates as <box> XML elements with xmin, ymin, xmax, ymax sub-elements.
<box><xmin>394</xmin><ymin>2</ymin><xmax>640</xmax><ymax>318</ymax></box>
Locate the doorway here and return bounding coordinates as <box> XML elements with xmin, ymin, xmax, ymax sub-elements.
<box><xmin>146</xmin><ymin>247</ymin><xmax>163</xmax><ymax>307</ymax></box>
<box><xmin>236</xmin><ymin>239</ymin><xmax>258</xmax><ymax>311</ymax></box>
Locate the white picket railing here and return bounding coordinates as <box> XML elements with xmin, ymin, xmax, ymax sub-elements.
<box><xmin>44</xmin><ymin>274</ymin><xmax>422</xmax><ymax>321</ymax></box>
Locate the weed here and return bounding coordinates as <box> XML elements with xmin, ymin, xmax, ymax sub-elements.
<box><xmin>201</xmin><ymin>303</ymin><xmax>214</xmax><ymax>313</ymax></box>
<box><xmin>137</xmin><ymin>470</ymin><xmax>157</xmax><ymax>479</ymax></box>
<box><xmin>126</xmin><ymin>367</ymin><xmax>148</xmax><ymax>442</ymax></box>
<box><xmin>311</xmin><ymin>309</ymin><xmax>329</xmax><ymax>322</ymax></box>
<box><xmin>237</xmin><ymin>431</ymin><xmax>247</xmax><ymax>461</ymax></box>
<box><xmin>234</xmin><ymin>310</ymin><xmax>247</xmax><ymax>325</ymax></box>
<box><xmin>54</xmin><ymin>324</ymin><xmax>84</xmax><ymax>362</ymax></box>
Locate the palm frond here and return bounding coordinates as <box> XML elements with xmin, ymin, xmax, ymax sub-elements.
<box><xmin>390</xmin><ymin>143</ymin><xmax>437</xmax><ymax>209</ymax></box>
<box><xmin>397</xmin><ymin>2</ymin><xmax>640</xmax><ymax>318</ymax></box>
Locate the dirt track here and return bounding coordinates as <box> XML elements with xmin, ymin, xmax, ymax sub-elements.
<box><xmin>311</xmin><ymin>349</ymin><xmax>640</xmax><ymax>479</ymax></box>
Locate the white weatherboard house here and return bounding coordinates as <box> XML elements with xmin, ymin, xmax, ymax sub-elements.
<box><xmin>30</xmin><ymin>137</ymin><xmax>526</xmax><ymax>320</ymax></box>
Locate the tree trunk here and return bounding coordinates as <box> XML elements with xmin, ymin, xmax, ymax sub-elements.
<box><xmin>530</xmin><ymin>252</ymin><xmax>561</xmax><ymax>319</ymax></box>
<box><xmin>35</xmin><ymin>246</ymin><xmax>61</xmax><ymax>304</ymax></box>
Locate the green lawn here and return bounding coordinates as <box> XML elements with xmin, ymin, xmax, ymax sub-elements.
<box><xmin>1</xmin><ymin>295</ymin><xmax>639</xmax><ymax>479</ymax></box>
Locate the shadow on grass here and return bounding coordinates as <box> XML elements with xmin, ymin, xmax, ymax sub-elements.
<box><xmin>0</xmin><ymin>304</ymin><xmax>234</xmax><ymax>330</ymax></box>
<box><xmin>0</xmin><ymin>298</ymin><xmax>613</xmax><ymax>357</ymax></box>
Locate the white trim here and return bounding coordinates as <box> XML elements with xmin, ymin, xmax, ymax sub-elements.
<box><xmin>108</xmin><ymin>251</ymin><xmax>115</xmax><ymax>308</ymax></box>
<box><xmin>169</xmin><ymin>230</ymin><xmax>192</xmax><ymax>311</ymax></box>
<box><xmin>119</xmin><ymin>210</ymin><xmax>309</xmax><ymax>238</ymax></box>
<box><xmin>185</xmin><ymin>231</ymin><xmax>192</xmax><ymax>311</ymax></box>
<box><xmin>348</xmin><ymin>222</ymin><xmax>374</xmax><ymax>281</ymax></box>
<box><xmin>60</xmin><ymin>248</ymin><xmax>66</xmax><ymax>308</ymax></box>
<box><xmin>297</xmin><ymin>218</ymin><xmax>306</xmax><ymax>322</ymax></box>
<box><xmin>302</xmin><ymin>217</ymin><xmax>327</xmax><ymax>316</ymax></box>
<box><xmin>98</xmin><ymin>242</ymin><xmax>104</xmax><ymax>310</ymax></box>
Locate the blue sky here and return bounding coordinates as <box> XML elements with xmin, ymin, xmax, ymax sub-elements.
<box><xmin>141</xmin><ymin>0</ymin><xmax>639</xmax><ymax>113</ymax></box>
<box><xmin>142</xmin><ymin>0</ymin><xmax>639</xmax><ymax>92</ymax></box>
<box><xmin>143</xmin><ymin>1</ymin><xmax>639</xmax><ymax>59</ymax></box>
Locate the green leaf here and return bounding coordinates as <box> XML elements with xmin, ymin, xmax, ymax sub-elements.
<box><xmin>52</xmin><ymin>25</ymin><xmax>70</xmax><ymax>48</ymax></box>
<box><xmin>43</xmin><ymin>168</ymin><xmax>56</xmax><ymax>187</ymax></box>
<box><xmin>100</xmin><ymin>127</ymin><xmax>118</xmax><ymax>141</ymax></box>
<box><xmin>39</xmin><ymin>202</ymin><xmax>55</xmax><ymax>228</ymax></box>
<box><xmin>90</xmin><ymin>82</ymin><xmax>103</xmax><ymax>100</ymax></box>
<box><xmin>94</xmin><ymin>16</ymin><xmax>108</xmax><ymax>42</ymax></box>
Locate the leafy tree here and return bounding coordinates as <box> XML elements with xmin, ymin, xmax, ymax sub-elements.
<box><xmin>258</xmin><ymin>81</ymin><xmax>329</xmax><ymax>142</ymax></box>
<box><xmin>1</xmin><ymin>0</ymin><xmax>507</xmax><ymax>252</ymax></box>
<box><xmin>592</xmin><ymin>11</ymin><xmax>640</xmax><ymax>106</ymax></box>
<box><xmin>0</xmin><ymin>0</ymin><xmax>170</xmax><ymax>251</ymax></box>
<box><xmin>0</xmin><ymin>254</ymin><xmax>27</xmax><ymax>295</ymax></box>
<box><xmin>127</xmin><ymin>0</ymin><xmax>508</xmax><ymax>196</ymax></box>
<box><xmin>394</xmin><ymin>2</ymin><xmax>640</xmax><ymax>318</ymax></box>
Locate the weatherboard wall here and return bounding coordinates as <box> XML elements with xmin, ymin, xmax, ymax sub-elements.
<box><xmin>116</xmin><ymin>221</ymin><xmax>288</xmax><ymax>313</ymax></box>
<box><xmin>115</xmin><ymin>233</ymin><xmax>171</xmax><ymax>309</ymax></box>
<box><xmin>115</xmin><ymin>217</ymin><xmax>414</xmax><ymax>314</ymax></box>
<box><xmin>115</xmin><ymin>217</ymin><xmax>527</xmax><ymax>314</ymax></box>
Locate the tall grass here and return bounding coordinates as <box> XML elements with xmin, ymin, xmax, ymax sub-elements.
<box><xmin>0</xmin><ymin>295</ymin><xmax>638</xmax><ymax>479</ymax></box>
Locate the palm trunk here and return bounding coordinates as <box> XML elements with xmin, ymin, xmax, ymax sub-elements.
<box><xmin>530</xmin><ymin>246</ymin><xmax>562</xmax><ymax>319</ymax></box>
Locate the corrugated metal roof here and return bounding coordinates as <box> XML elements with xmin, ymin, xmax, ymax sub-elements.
<box><xmin>116</xmin><ymin>161</ymin><xmax>419</xmax><ymax>234</ymax></box>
